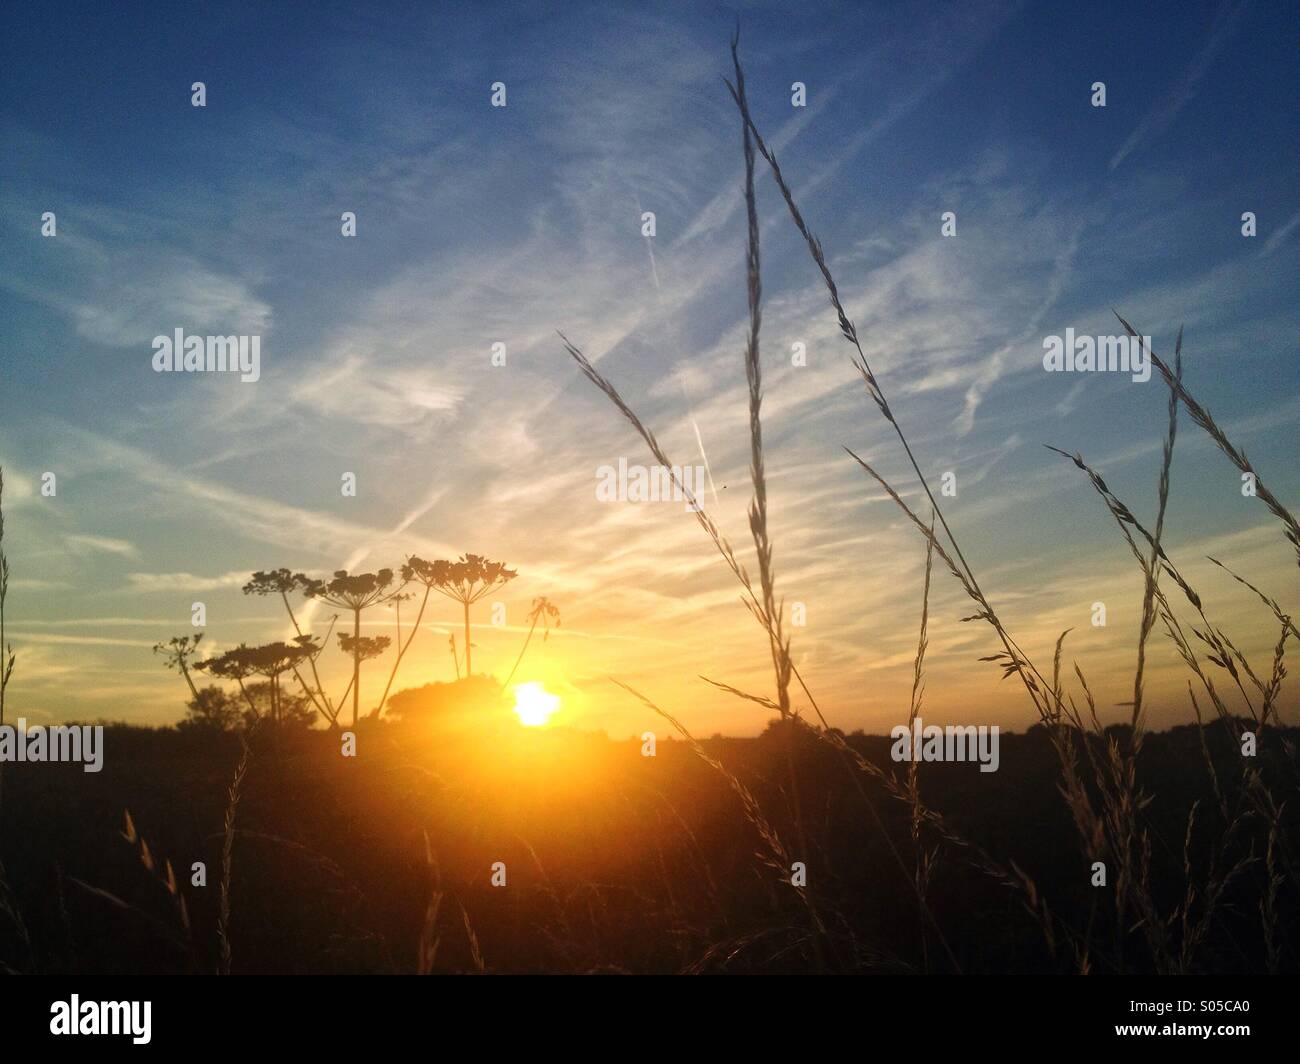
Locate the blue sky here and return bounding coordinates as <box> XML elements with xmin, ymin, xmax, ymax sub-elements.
<box><xmin>0</xmin><ymin>1</ymin><xmax>1296</xmax><ymax>735</ymax></box>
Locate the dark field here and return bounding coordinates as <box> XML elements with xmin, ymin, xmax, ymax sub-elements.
<box><xmin>2</xmin><ymin>718</ymin><xmax>1296</xmax><ymax>974</ymax></box>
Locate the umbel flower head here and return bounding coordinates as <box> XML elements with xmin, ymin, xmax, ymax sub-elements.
<box><xmin>338</xmin><ymin>633</ymin><xmax>391</xmax><ymax>662</ymax></box>
<box><xmin>401</xmin><ymin>554</ymin><xmax>516</xmax><ymax>677</ymax></box>
<box><xmin>402</xmin><ymin>554</ymin><xmax>516</xmax><ymax>601</ymax></box>
<box><xmin>196</xmin><ymin>644</ymin><xmax>259</xmax><ymax>682</ymax></box>
<box><xmin>302</xmin><ymin>569</ymin><xmax>396</xmax><ymax>610</ymax></box>
<box><xmin>242</xmin><ymin>569</ymin><xmax>314</xmax><ymax>597</ymax></box>
<box><xmin>299</xmin><ymin>569</ymin><xmax>398</xmax><ymax>728</ymax></box>
<box><xmin>199</xmin><ymin>639</ymin><xmax>318</xmax><ymax>681</ymax></box>
<box><xmin>245</xmin><ymin>639</ymin><xmax>319</xmax><ymax>677</ymax></box>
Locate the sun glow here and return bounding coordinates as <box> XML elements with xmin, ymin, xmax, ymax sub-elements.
<box><xmin>512</xmin><ymin>682</ymin><xmax>561</xmax><ymax>727</ymax></box>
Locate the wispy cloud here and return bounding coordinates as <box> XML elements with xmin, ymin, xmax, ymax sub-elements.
<box><xmin>1261</xmin><ymin>208</ymin><xmax>1300</xmax><ymax>256</ymax></box>
<box><xmin>1109</xmin><ymin>1</ymin><xmax>1247</xmax><ymax>171</ymax></box>
<box><xmin>64</xmin><ymin>533</ymin><xmax>139</xmax><ymax>558</ymax></box>
<box><xmin>125</xmin><ymin>570</ymin><xmax>252</xmax><ymax>593</ymax></box>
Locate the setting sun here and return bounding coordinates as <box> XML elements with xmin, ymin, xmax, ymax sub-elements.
<box><xmin>512</xmin><ymin>682</ymin><xmax>561</xmax><ymax>727</ymax></box>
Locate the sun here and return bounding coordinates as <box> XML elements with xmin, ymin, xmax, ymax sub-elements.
<box><xmin>512</xmin><ymin>682</ymin><xmax>561</xmax><ymax>727</ymax></box>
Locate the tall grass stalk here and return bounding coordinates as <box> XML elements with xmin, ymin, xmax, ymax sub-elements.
<box><xmin>0</xmin><ymin>468</ymin><xmax>11</xmax><ymax>821</ymax></box>
<box><xmin>217</xmin><ymin>739</ymin><xmax>251</xmax><ymax>975</ymax></box>
<box><xmin>907</xmin><ymin>513</ymin><xmax>937</xmax><ymax>967</ymax></box>
<box><xmin>1115</xmin><ymin>313</ymin><xmax>1300</xmax><ymax>569</ymax></box>
<box><xmin>725</xmin><ymin>78</ymin><xmax>1058</xmax><ymax>725</ymax></box>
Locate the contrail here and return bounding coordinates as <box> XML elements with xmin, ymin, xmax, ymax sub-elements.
<box><xmin>689</xmin><ymin>414</ymin><xmax>722</xmax><ymax>509</ymax></box>
<box><xmin>298</xmin><ymin>484</ymin><xmax>447</xmax><ymax>630</ymax></box>
<box><xmin>634</xmin><ymin>183</ymin><xmax>720</xmax><ymax>510</ymax></box>
<box><xmin>635</xmin><ymin>191</ymin><xmax>662</xmax><ymax>292</ymax></box>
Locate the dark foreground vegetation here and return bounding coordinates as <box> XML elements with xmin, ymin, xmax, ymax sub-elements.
<box><xmin>0</xmin><ymin>715</ymin><xmax>1296</xmax><ymax>974</ymax></box>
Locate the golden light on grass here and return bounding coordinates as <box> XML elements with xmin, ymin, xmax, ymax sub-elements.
<box><xmin>512</xmin><ymin>681</ymin><xmax>561</xmax><ymax>727</ymax></box>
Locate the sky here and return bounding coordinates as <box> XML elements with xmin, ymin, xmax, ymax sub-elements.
<box><xmin>0</xmin><ymin>0</ymin><xmax>1296</xmax><ymax>737</ymax></box>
